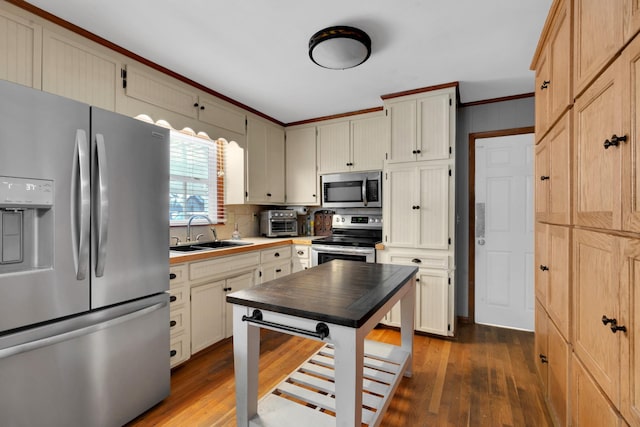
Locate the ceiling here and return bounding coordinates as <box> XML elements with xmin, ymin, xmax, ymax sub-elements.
<box><xmin>24</xmin><ymin>0</ymin><xmax>553</xmax><ymax>124</ymax></box>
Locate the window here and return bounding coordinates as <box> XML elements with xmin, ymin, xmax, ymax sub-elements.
<box><xmin>169</xmin><ymin>130</ymin><xmax>225</xmax><ymax>224</ymax></box>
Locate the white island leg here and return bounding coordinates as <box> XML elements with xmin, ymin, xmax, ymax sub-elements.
<box><xmin>331</xmin><ymin>324</ymin><xmax>364</xmax><ymax>427</ymax></box>
<box><xmin>233</xmin><ymin>304</ymin><xmax>260</xmax><ymax>427</ymax></box>
<box><xmin>400</xmin><ymin>277</ymin><xmax>416</xmax><ymax>377</ymax></box>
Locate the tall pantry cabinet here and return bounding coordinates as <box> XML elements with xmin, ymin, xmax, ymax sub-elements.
<box><xmin>532</xmin><ymin>0</ymin><xmax>640</xmax><ymax>425</ymax></box>
<box><xmin>379</xmin><ymin>85</ymin><xmax>457</xmax><ymax>337</ymax></box>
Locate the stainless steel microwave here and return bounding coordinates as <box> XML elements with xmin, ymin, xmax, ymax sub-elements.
<box><xmin>321</xmin><ymin>171</ymin><xmax>382</xmax><ymax>208</ymax></box>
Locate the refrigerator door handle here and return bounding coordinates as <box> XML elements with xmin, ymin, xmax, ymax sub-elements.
<box><xmin>0</xmin><ymin>301</ymin><xmax>167</xmax><ymax>360</ymax></box>
<box><xmin>72</xmin><ymin>129</ymin><xmax>91</xmax><ymax>281</ymax></box>
<box><xmin>95</xmin><ymin>133</ymin><xmax>109</xmax><ymax>277</ymax></box>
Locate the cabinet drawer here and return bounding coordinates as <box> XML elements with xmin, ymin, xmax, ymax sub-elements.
<box><xmin>169</xmin><ymin>332</ymin><xmax>190</xmax><ymax>368</ymax></box>
<box><xmin>169</xmin><ymin>308</ymin><xmax>187</xmax><ymax>335</ymax></box>
<box><xmin>169</xmin><ymin>286</ymin><xmax>188</xmax><ymax>306</ymax></box>
<box><xmin>384</xmin><ymin>252</ymin><xmax>449</xmax><ymax>270</ymax></box>
<box><xmin>190</xmin><ymin>252</ymin><xmax>260</xmax><ymax>282</ymax></box>
<box><xmin>169</xmin><ymin>264</ymin><xmax>188</xmax><ymax>287</ymax></box>
<box><xmin>293</xmin><ymin>245</ymin><xmax>309</xmax><ymax>259</ymax></box>
<box><xmin>260</xmin><ymin>246</ymin><xmax>292</xmax><ymax>263</ymax></box>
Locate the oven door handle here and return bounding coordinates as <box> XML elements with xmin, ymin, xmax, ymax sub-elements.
<box><xmin>311</xmin><ymin>245</ymin><xmax>376</xmax><ymax>255</ymax></box>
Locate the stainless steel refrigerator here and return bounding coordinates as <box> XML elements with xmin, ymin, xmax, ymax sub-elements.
<box><xmin>0</xmin><ymin>80</ymin><xmax>171</xmax><ymax>426</ymax></box>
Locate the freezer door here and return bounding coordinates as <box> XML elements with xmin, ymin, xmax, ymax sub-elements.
<box><xmin>0</xmin><ymin>80</ymin><xmax>90</xmax><ymax>333</ymax></box>
<box><xmin>90</xmin><ymin>108</ymin><xmax>169</xmax><ymax>308</ymax></box>
<box><xmin>0</xmin><ymin>293</ymin><xmax>170</xmax><ymax>427</ymax></box>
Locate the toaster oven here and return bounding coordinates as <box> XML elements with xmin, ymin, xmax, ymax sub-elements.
<box><xmin>259</xmin><ymin>210</ymin><xmax>298</xmax><ymax>237</ymax></box>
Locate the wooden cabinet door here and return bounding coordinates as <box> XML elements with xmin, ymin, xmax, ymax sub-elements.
<box><xmin>574</xmin><ymin>61</ymin><xmax>623</xmax><ymax>230</ymax></box>
<box><xmin>572</xmin><ymin>354</ymin><xmax>626</xmax><ymax>426</ymax></box>
<box><xmin>547</xmin><ymin>320</ymin><xmax>570</xmax><ymax>427</ymax></box>
<box><xmin>43</xmin><ymin>29</ymin><xmax>118</xmax><ymax>111</ymax></box>
<box><xmin>548</xmin><ymin>0</ymin><xmax>572</xmax><ymax>124</ymax></box>
<box><xmin>415</xmin><ymin>269</ymin><xmax>449</xmax><ymax>335</ymax></box>
<box><xmin>535</xmin><ymin>223</ymin><xmax>549</xmax><ymax>304</ymax></box>
<box><xmin>626</xmin><ymin>0</ymin><xmax>640</xmax><ymax>43</ymax></box>
<box><xmin>416</xmin><ymin>93</ymin><xmax>452</xmax><ymax>161</ymax></box>
<box><xmin>547</xmin><ymin>113</ymin><xmax>572</xmax><ymax>225</ymax></box>
<box><xmin>0</xmin><ymin>8</ymin><xmax>41</xmax><ymax>89</ymax></box>
<box><xmin>619</xmin><ymin>237</ymin><xmax>640</xmax><ymax>424</ymax></box>
<box><xmin>384</xmin><ymin>164</ymin><xmax>417</xmax><ymax>247</ymax></box>
<box><xmin>535</xmin><ymin>140</ymin><xmax>550</xmax><ymax>221</ymax></box>
<box><xmin>317</xmin><ymin>121</ymin><xmax>350</xmax><ymax>174</ymax></box>
<box><xmin>573</xmin><ymin>229</ymin><xmax>621</xmax><ymax>406</ymax></box>
<box><xmin>623</xmin><ymin>34</ymin><xmax>640</xmax><ymax>232</ymax></box>
<box><xmin>387</xmin><ymin>99</ymin><xmax>417</xmax><ymax>163</ymax></box>
<box><xmin>417</xmin><ymin>163</ymin><xmax>450</xmax><ymax>250</ymax></box>
<box><xmin>351</xmin><ymin>115</ymin><xmax>388</xmax><ymax>171</ymax></box>
<box><xmin>574</xmin><ymin>0</ymin><xmax>625</xmax><ymax>95</ymax></box>
<box><xmin>535</xmin><ymin>51</ymin><xmax>551</xmax><ymax>140</ymax></box>
<box><xmin>535</xmin><ymin>300</ymin><xmax>549</xmax><ymax>390</ymax></box>
<box><xmin>224</xmin><ymin>272</ymin><xmax>254</xmax><ymax>338</ymax></box>
<box><xmin>547</xmin><ymin>225</ymin><xmax>571</xmax><ymax>340</ymax></box>
<box><xmin>191</xmin><ymin>280</ymin><xmax>226</xmax><ymax>354</ymax></box>
<box><xmin>285</xmin><ymin>126</ymin><xmax>318</xmax><ymax>205</ymax></box>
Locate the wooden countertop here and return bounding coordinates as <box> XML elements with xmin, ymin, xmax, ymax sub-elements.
<box><xmin>169</xmin><ymin>236</ymin><xmax>317</xmax><ymax>264</ymax></box>
<box><xmin>226</xmin><ymin>260</ymin><xmax>417</xmax><ymax>328</ymax></box>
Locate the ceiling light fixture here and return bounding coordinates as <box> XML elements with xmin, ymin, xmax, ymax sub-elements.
<box><xmin>309</xmin><ymin>26</ymin><xmax>371</xmax><ymax>70</ymax></box>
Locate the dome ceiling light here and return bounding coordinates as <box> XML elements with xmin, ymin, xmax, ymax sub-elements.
<box><xmin>308</xmin><ymin>26</ymin><xmax>372</xmax><ymax>70</ymax></box>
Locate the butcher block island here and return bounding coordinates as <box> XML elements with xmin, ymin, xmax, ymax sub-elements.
<box><xmin>227</xmin><ymin>260</ymin><xmax>418</xmax><ymax>427</ymax></box>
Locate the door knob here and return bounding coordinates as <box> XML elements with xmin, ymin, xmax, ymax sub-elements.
<box><xmin>477</xmin><ymin>238</ymin><xmax>485</xmax><ymax>246</ymax></box>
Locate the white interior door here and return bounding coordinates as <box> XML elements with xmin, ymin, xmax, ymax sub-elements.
<box><xmin>475</xmin><ymin>133</ymin><xmax>534</xmax><ymax>330</ymax></box>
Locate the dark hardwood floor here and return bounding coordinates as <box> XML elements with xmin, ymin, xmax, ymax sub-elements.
<box><xmin>127</xmin><ymin>323</ymin><xmax>552</xmax><ymax>426</ymax></box>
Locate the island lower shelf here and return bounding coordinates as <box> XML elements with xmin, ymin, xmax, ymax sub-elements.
<box><xmin>250</xmin><ymin>339</ymin><xmax>411</xmax><ymax>427</ymax></box>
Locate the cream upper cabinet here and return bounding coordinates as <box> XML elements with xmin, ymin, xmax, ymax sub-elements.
<box><xmin>285</xmin><ymin>126</ymin><xmax>318</xmax><ymax>205</ymax></box>
<box><xmin>42</xmin><ymin>29</ymin><xmax>118</xmax><ymax>111</ymax></box>
<box><xmin>317</xmin><ymin>114</ymin><xmax>387</xmax><ymax>174</ymax></box>
<box><xmin>386</xmin><ymin>89</ymin><xmax>454</xmax><ymax>164</ymax></box>
<box><xmin>384</xmin><ymin>162</ymin><xmax>451</xmax><ymax>250</ymax></box>
<box><xmin>0</xmin><ymin>8</ymin><xmax>41</xmax><ymax>89</ymax></box>
<box><xmin>246</xmin><ymin>117</ymin><xmax>285</xmax><ymax>204</ymax></box>
<box><xmin>574</xmin><ymin>0</ymin><xmax>625</xmax><ymax>95</ymax></box>
<box><xmin>197</xmin><ymin>95</ymin><xmax>246</xmax><ymax>136</ymax></box>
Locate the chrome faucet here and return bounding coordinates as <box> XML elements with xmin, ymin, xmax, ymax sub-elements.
<box><xmin>211</xmin><ymin>227</ymin><xmax>218</xmax><ymax>242</ymax></box>
<box><xmin>186</xmin><ymin>215</ymin><xmax>214</xmax><ymax>242</ymax></box>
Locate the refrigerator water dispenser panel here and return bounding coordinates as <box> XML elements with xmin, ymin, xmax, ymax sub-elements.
<box><xmin>0</xmin><ymin>176</ymin><xmax>53</xmax><ymax>208</ymax></box>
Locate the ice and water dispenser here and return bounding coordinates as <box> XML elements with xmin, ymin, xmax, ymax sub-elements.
<box><xmin>0</xmin><ymin>176</ymin><xmax>53</xmax><ymax>273</ymax></box>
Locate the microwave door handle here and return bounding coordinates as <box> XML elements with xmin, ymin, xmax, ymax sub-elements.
<box><xmin>362</xmin><ymin>177</ymin><xmax>368</xmax><ymax>206</ymax></box>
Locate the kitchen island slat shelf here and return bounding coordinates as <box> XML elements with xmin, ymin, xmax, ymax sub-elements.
<box><xmin>227</xmin><ymin>260</ymin><xmax>417</xmax><ymax>427</ymax></box>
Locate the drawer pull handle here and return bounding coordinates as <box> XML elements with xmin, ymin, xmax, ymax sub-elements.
<box><xmin>170</xmin><ymin>320</ymin><xmax>177</xmax><ymax>328</ymax></box>
<box><xmin>540</xmin><ymin>80</ymin><xmax>550</xmax><ymax>90</ymax></box>
<box><xmin>169</xmin><ymin>273</ymin><xmax>177</xmax><ymax>280</ymax></box>
<box><xmin>603</xmin><ymin>134</ymin><xmax>627</xmax><ymax>149</ymax></box>
<box><xmin>266</xmin><ymin>192</ymin><xmax>272</xmax><ymax>197</ymax></box>
<box><xmin>274</xmin><ymin>252</ymin><xmax>280</xmax><ymax>257</ymax></box>
<box><xmin>602</xmin><ymin>315</ymin><xmax>627</xmax><ymax>333</ymax></box>
<box><xmin>242</xmin><ymin>309</ymin><xmax>330</xmax><ymax>340</ymax></box>
<box><xmin>411</xmin><ymin>258</ymin><xmax>422</xmax><ymax>264</ymax></box>
<box><xmin>539</xmin><ymin>265</ymin><xmax>549</xmax><ymax>271</ymax></box>
<box><xmin>540</xmin><ymin>176</ymin><xmax>550</xmax><ymax>181</ymax></box>
<box><xmin>539</xmin><ymin>353</ymin><xmax>548</xmax><ymax>363</ymax></box>
<box><xmin>170</xmin><ymin>295</ymin><xmax>177</xmax><ymax>302</ymax></box>
<box><xmin>275</xmin><ymin>268</ymin><xmax>282</xmax><ymax>273</ymax></box>
<box><xmin>170</xmin><ymin>349</ymin><xmax>177</xmax><ymax>357</ymax></box>
<box><xmin>297</xmin><ymin>250</ymin><xmax>304</xmax><ymax>255</ymax></box>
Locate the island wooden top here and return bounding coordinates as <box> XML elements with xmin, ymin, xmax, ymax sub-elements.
<box><xmin>226</xmin><ymin>260</ymin><xmax>418</xmax><ymax>328</ymax></box>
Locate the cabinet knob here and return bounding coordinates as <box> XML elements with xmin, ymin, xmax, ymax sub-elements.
<box><xmin>297</xmin><ymin>250</ymin><xmax>304</xmax><ymax>255</ymax></box>
<box><xmin>170</xmin><ymin>295</ymin><xmax>177</xmax><ymax>302</ymax></box>
<box><xmin>193</xmin><ymin>102</ymin><xmax>199</xmax><ymax>108</ymax></box>
<box><xmin>266</xmin><ymin>192</ymin><xmax>272</xmax><ymax>197</ymax></box>
<box><xmin>540</xmin><ymin>80</ymin><xmax>550</xmax><ymax>90</ymax></box>
<box><xmin>539</xmin><ymin>265</ymin><xmax>549</xmax><ymax>271</ymax></box>
<box><xmin>539</xmin><ymin>353</ymin><xmax>548</xmax><ymax>363</ymax></box>
<box><xmin>602</xmin><ymin>315</ymin><xmax>627</xmax><ymax>333</ymax></box>
<box><xmin>412</xmin><ymin>150</ymin><xmax>417</xmax><ymax>154</ymax></box>
<box><xmin>416</xmin><ymin>149</ymin><xmax>421</xmax><ymax>154</ymax></box>
<box><xmin>312</xmin><ymin>194</ymin><xmax>316</xmax><ymax>198</ymax></box>
<box><xmin>170</xmin><ymin>320</ymin><xmax>177</xmax><ymax>328</ymax></box>
<box><xmin>603</xmin><ymin>134</ymin><xmax>627</xmax><ymax>149</ymax></box>
<box><xmin>169</xmin><ymin>273</ymin><xmax>177</xmax><ymax>280</ymax></box>
<box><xmin>200</xmin><ymin>105</ymin><xmax>205</xmax><ymax>110</ymax></box>
<box><xmin>411</xmin><ymin>258</ymin><xmax>422</xmax><ymax>264</ymax></box>
<box><xmin>170</xmin><ymin>350</ymin><xmax>177</xmax><ymax>357</ymax></box>
<box><xmin>540</xmin><ymin>176</ymin><xmax>550</xmax><ymax>181</ymax></box>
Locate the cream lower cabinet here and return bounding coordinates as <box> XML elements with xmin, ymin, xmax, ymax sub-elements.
<box><xmin>378</xmin><ymin>250</ymin><xmax>454</xmax><ymax>336</ymax></box>
<box><xmin>260</xmin><ymin>246</ymin><xmax>292</xmax><ymax>283</ymax></box>
<box><xmin>188</xmin><ymin>251</ymin><xmax>260</xmax><ymax>355</ymax></box>
<box><xmin>169</xmin><ymin>263</ymin><xmax>190</xmax><ymax>368</ymax></box>
<box><xmin>292</xmin><ymin>245</ymin><xmax>311</xmax><ymax>273</ymax></box>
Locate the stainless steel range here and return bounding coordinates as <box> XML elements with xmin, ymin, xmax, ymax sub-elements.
<box><xmin>311</xmin><ymin>213</ymin><xmax>382</xmax><ymax>266</ymax></box>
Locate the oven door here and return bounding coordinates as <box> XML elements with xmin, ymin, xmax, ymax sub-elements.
<box><xmin>311</xmin><ymin>244</ymin><xmax>376</xmax><ymax>266</ymax></box>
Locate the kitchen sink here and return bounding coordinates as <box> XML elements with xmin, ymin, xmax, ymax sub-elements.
<box><xmin>170</xmin><ymin>240</ymin><xmax>253</xmax><ymax>252</ymax></box>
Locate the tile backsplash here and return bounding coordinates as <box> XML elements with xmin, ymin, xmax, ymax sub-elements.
<box><xmin>169</xmin><ymin>205</ymin><xmax>262</xmax><ymax>244</ymax></box>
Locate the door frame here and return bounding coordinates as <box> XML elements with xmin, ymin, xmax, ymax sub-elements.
<box><xmin>467</xmin><ymin>126</ymin><xmax>535</xmax><ymax>324</ymax></box>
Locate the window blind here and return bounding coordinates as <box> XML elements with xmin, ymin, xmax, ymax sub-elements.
<box><xmin>169</xmin><ymin>130</ymin><xmax>225</xmax><ymax>224</ymax></box>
